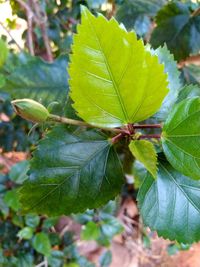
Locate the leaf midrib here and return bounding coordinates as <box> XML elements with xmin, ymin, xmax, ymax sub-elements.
<box><xmin>86</xmin><ymin>13</ymin><xmax>129</xmax><ymax>123</ymax></box>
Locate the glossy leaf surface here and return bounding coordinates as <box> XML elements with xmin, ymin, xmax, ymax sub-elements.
<box><xmin>138</xmin><ymin>159</ymin><xmax>200</xmax><ymax>243</ymax></box>
<box><xmin>70</xmin><ymin>7</ymin><xmax>168</xmax><ymax>128</ymax></box>
<box><xmin>162</xmin><ymin>97</ymin><xmax>200</xmax><ymax>180</ymax></box>
<box><xmin>3</xmin><ymin>56</ymin><xmax>69</xmax><ymax>105</ymax></box>
<box><xmin>150</xmin><ymin>45</ymin><xmax>181</xmax><ymax>121</ymax></box>
<box><xmin>19</xmin><ymin>126</ymin><xmax>124</xmax><ymax>215</ymax></box>
<box><xmin>150</xmin><ymin>2</ymin><xmax>200</xmax><ymax>61</ymax></box>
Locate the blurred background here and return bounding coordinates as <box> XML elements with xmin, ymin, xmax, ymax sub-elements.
<box><xmin>0</xmin><ymin>0</ymin><xmax>200</xmax><ymax>266</ymax></box>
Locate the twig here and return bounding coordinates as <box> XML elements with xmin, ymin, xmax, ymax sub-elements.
<box><xmin>111</xmin><ymin>133</ymin><xmax>124</xmax><ymax>144</ymax></box>
<box><xmin>16</xmin><ymin>0</ymin><xmax>34</xmax><ymax>55</ymax></box>
<box><xmin>0</xmin><ymin>22</ymin><xmax>22</xmax><ymax>51</ymax></box>
<box><xmin>27</xmin><ymin>1</ymin><xmax>34</xmax><ymax>55</ymax></box>
<box><xmin>133</xmin><ymin>124</ymin><xmax>162</xmax><ymax>129</ymax></box>
<box><xmin>191</xmin><ymin>7</ymin><xmax>200</xmax><ymax>17</ymax></box>
<box><xmin>48</xmin><ymin>114</ymin><xmax>122</xmax><ymax>133</ymax></box>
<box><xmin>31</xmin><ymin>0</ymin><xmax>53</xmax><ymax>62</ymax></box>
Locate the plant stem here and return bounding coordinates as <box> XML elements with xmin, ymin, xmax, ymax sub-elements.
<box><xmin>111</xmin><ymin>133</ymin><xmax>124</xmax><ymax>144</ymax></box>
<box><xmin>0</xmin><ymin>22</ymin><xmax>22</xmax><ymax>52</ymax></box>
<box><xmin>191</xmin><ymin>7</ymin><xmax>200</xmax><ymax>17</ymax></box>
<box><xmin>31</xmin><ymin>0</ymin><xmax>53</xmax><ymax>62</ymax></box>
<box><xmin>133</xmin><ymin>124</ymin><xmax>162</xmax><ymax>129</ymax></box>
<box><xmin>139</xmin><ymin>134</ymin><xmax>161</xmax><ymax>139</ymax></box>
<box><xmin>48</xmin><ymin>114</ymin><xmax>122</xmax><ymax>133</ymax></box>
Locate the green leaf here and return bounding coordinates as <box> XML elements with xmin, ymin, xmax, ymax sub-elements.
<box><xmin>162</xmin><ymin>97</ymin><xmax>200</xmax><ymax>180</ymax></box>
<box><xmin>19</xmin><ymin>126</ymin><xmax>124</xmax><ymax>215</ymax></box>
<box><xmin>116</xmin><ymin>0</ymin><xmax>166</xmax><ymax>36</ymax></box>
<box><xmin>150</xmin><ymin>45</ymin><xmax>182</xmax><ymax>121</ymax></box>
<box><xmin>99</xmin><ymin>250</ymin><xmax>112</xmax><ymax>267</ymax></box>
<box><xmin>150</xmin><ymin>2</ymin><xmax>200</xmax><ymax>61</ymax></box>
<box><xmin>32</xmin><ymin>232</ymin><xmax>51</xmax><ymax>256</ymax></box>
<box><xmin>69</xmin><ymin>7</ymin><xmax>168</xmax><ymax>128</ymax></box>
<box><xmin>182</xmin><ymin>65</ymin><xmax>200</xmax><ymax>85</ymax></box>
<box><xmin>4</xmin><ymin>189</ymin><xmax>20</xmax><ymax>211</ymax></box>
<box><xmin>0</xmin><ymin>39</ymin><xmax>8</xmax><ymax>67</ymax></box>
<box><xmin>25</xmin><ymin>214</ymin><xmax>40</xmax><ymax>228</ymax></box>
<box><xmin>9</xmin><ymin>160</ymin><xmax>29</xmax><ymax>184</ymax></box>
<box><xmin>81</xmin><ymin>221</ymin><xmax>101</xmax><ymax>240</ymax></box>
<box><xmin>138</xmin><ymin>159</ymin><xmax>200</xmax><ymax>243</ymax></box>
<box><xmin>17</xmin><ymin>227</ymin><xmax>34</xmax><ymax>240</ymax></box>
<box><xmin>3</xmin><ymin>56</ymin><xmax>69</xmax><ymax>106</ymax></box>
<box><xmin>178</xmin><ymin>84</ymin><xmax>200</xmax><ymax>102</ymax></box>
<box><xmin>129</xmin><ymin>140</ymin><xmax>157</xmax><ymax>178</ymax></box>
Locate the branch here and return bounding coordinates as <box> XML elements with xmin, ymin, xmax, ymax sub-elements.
<box><xmin>0</xmin><ymin>22</ymin><xmax>22</xmax><ymax>51</ymax></box>
<box><xmin>133</xmin><ymin>124</ymin><xmax>162</xmax><ymax>129</ymax></box>
<box><xmin>31</xmin><ymin>0</ymin><xmax>53</xmax><ymax>62</ymax></box>
<box><xmin>191</xmin><ymin>7</ymin><xmax>200</xmax><ymax>17</ymax></box>
<box><xmin>16</xmin><ymin>0</ymin><xmax>34</xmax><ymax>55</ymax></box>
<box><xmin>48</xmin><ymin>114</ymin><xmax>122</xmax><ymax>133</ymax></box>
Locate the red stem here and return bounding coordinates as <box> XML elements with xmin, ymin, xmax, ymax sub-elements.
<box><xmin>133</xmin><ymin>124</ymin><xmax>162</xmax><ymax>129</ymax></box>
<box><xmin>111</xmin><ymin>133</ymin><xmax>124</xmax><ymax>144</ymax></box>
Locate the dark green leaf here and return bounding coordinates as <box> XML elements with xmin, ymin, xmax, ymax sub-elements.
<box><xmin>19</xmin><ymin>126</ymin><xmax>124</xmax><ymax>215</ymax></box>
<box><xmin>162</xmin><ymin>97</ymin><xmax>200</xmax><ymax>180</ymax></box>
<box><xmin>3</xmin><ymin>56</ymin><xmax>69</xmax><ymax>106</ymax></box>
<box><xmin>4</xmin><ymin>189</ymin><xmax>20</xmax><ymax>211</ymax></box>
<box><xmin>182</xmin><ymin>64</ymin><xmax>200</xmax><ymax>85</ymax></box>
<box><xmin>25</xmin><ymin>214</ymin><xmax>40</xmax><ymax>228</ymax></box>
<box><xmin>47</xmin><ymin>250</ymin><xmax>64</xmax><ymax>267</ymax></box>
<box><xmin>150</xmin><ymin>2</ymin><xmax>200</xmax><ymax>60</ymax></box>
<box><xmin>150</xmin><ymin>45</ymin><xmax>182</xmax><ymax>120</ymax></box>
<box><xmin>99</xmin><ymin>250</ymin><xmax>112</xmax><ymax>267</ymax></box>
<box><xmin>9</xmin><ymin>160</ymin><xmax>29</xmax><ymax>184</ymax></box>
<box><xmin>138</xmin><ymin>159</ymin><xmax>200</xmax><ymax>243</ymax></box>
<box><xmin>116</xmin><ymin>0</ymin><xmax>166</xmax><ymax>35</ymax></box>
<box><xmin>32</xmin><ymin>232</ymin><xmax>51</xmax><ymax>256</ymax></box>
<box><xmin>178</xmin><ymin>84</ymin><xmax>200</xmax><ymax>102</ymax></box>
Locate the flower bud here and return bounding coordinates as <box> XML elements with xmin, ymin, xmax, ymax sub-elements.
<box><xmin>11</xmin><ymin>99</ymin><xmax>49</xmax><ymax>123</ymax></box>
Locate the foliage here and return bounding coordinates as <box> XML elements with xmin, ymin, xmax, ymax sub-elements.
<box><xmin>0</xmin><ymin>162</ymin><xmax>122</xmax><ymax>266</ymax></box>
<box><xmin>150</xmin><ymin>1</ymin><xmax>200</xmax><ymax>61</ymax></box>
<box><xmin>1</xmin><ymin>0</ymin><xmax>200</xmax><ymax>264</ymax></box>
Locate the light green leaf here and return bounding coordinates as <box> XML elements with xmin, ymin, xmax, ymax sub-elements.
<box><xmin>0</xmin><ymin>39</ymin><xmax>8</xmax><ymax>67</ymax></box>
<box><xmin>129</xmin><ymin>140</ymin><xmax>157</xmax><ymax>178</ymax></box>
<box><xmin>81</xmin><ymin>221</ymin><xmax>101</xmax><ymax>240</ymax></box>
<box><xmin>19</xmin><ymin>126</ymin><xmax>124</xmax><ymax>215</ymax></box>
<box><xmin>138</xmin><ymin>159</ymin><xmax>200</xmax><ymax>243</ymax></box>
<box><xmin>162</xmin><ymin>97</ymin><xmax>200</xmax><ymax>180</ymax></box>
<box><xmin>32</xmin><ymin>232</ymin><xmax>51</xmax><ymax>256</ymax></box>
<box><xmin>17</xmin><ymin>227</ymin><xmax>34</xmax><ymax>240</ymax></box>
<box><xmin>69</xmin><ymin>7</ymin><xmax>168</xmax><ymax>128</ymax></box>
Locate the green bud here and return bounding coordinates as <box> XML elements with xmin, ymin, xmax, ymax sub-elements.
<box><xmin>11</xmin><ymin>99</ymin><xmax>49</xmax><ymax>123</ymax></box>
